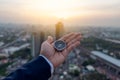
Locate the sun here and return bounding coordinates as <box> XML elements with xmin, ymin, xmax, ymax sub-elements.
<box><xmin>23</xmin><ymin>0</ymin><xmax>76</xmax><ymax>19</ymax></box>
<box><xmin>21</xmin><ymin>0</ymin><xmax>91</xmax><ymax>25</ymax></box>
<box><xmin>53</xmin><ymin>12</ymin><xmax>71</xmax><ymax>19</ymax></box>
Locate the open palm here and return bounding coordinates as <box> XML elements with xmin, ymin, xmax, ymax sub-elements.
<box><xmin>40</xmin><ymin>33</ymin><xmax>81</xmax><ymax>68</ymax></box>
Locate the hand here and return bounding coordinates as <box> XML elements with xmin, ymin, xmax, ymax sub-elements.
<box><xmin>40</xmin><ymin>33</ymin><xmax>82</xmax><ymax>68</ymax></box>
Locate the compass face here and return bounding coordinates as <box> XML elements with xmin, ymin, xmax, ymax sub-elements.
<box><xmin>54</xmin><ymin>40</ymin><xmax>66</xmax><ymax>51</ymax></box>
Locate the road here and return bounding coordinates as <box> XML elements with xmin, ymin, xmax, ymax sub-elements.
<box><xmin>104</xmin><ymin>38</ymin><xmax>120</xmax><ymax>44</ymax></box>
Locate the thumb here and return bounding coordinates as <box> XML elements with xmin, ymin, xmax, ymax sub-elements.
<box><xmin>47</xmin><ymin>36</ymin><xmax>54</xmax><ymax>44</ymax></box>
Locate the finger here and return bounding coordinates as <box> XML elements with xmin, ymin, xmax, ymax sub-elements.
<box><xmin>59</xmin><ymin>32</ymin><xmax>75</xmax><ymax>41</ymax></box>
<box><xmin>66</xmin><ymin>33</ymin><xmax>81</xmax><ymax>43</ymax></box>
<box><xmin>67</xmin><ymin>41</ymin><xmax>80</xmax><ymax>53</ymax></box>
<box><xmin>67</xmin><ymin>35</ymin><xmax>81</xmax><ymax>47</ymax></box>
<box><xmin>47</xmin><ymin>36</ymin><xmax>54</xmax><ymax>44</ymax></box>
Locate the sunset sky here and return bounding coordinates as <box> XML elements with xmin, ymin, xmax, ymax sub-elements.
<box><xmin>0</xmin><ymin>0</ymin><xmax>120</xmax><ymax>26</ymax></box>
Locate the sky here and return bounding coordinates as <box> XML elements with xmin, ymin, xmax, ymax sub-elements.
<box><xmin>0</xmin><ymin>0</ymin><xmax>120</xmax><ymax>26</ymax></box>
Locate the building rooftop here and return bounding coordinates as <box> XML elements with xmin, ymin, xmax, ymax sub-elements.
<box><xmin>91</xmin><ymin>51</ymin><xmax>120</xmax><ymax>67</ymax></box>
<box><xmin>86</xmin><ymin>65</ymin><xmax>95</xmax><ymax>71</ymax></box>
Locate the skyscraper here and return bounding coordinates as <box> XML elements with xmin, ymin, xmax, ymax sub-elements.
<box><xmin>55</xmin><ymin>22</ymin><xmax>64</xmax><ymax>40</ymax></box>
<box><xmin>31</xmin><ymin>27</ymin><xmax>45</xmax><ymax>57</ymax></box>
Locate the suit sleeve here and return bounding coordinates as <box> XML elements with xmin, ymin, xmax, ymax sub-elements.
<box><xmin>3</xmin><ymin>56</ymin><xmax>51</xmax><ymax>80</ymax></box>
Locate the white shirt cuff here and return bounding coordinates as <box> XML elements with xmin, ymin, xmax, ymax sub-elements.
<box><xmin>39</xmin><ymin>55</ymin><xmax>54</xmax><ymax>74</ymax></box>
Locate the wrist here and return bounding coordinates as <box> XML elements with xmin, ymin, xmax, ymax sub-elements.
<box><xmin>49</xmin><ymin>58</ymin><xmax>57</xmax><ymax>68</ymax></box>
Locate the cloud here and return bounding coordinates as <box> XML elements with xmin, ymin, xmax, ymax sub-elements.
<box><xmin>0</xmin><ymin>0</ymin><xmax>120</xmax><ymax>26</ymax></box>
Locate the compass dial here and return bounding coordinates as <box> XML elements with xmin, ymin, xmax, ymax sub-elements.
<box><xmin>54</xmin><ymin>40</ymin><xmax>66</xmax><ymax>51</ymax></box>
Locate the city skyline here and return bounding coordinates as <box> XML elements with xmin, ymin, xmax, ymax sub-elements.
<box><xmin>0</xmin><ymin>0</ymin><xmax>120</xmax><ymax>26</ymax></box>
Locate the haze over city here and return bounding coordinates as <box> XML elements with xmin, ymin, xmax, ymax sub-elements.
<box><xmin>0</xmin><ymin>0</ymin><xmax>120</xmax><ymax>26</ymax></box>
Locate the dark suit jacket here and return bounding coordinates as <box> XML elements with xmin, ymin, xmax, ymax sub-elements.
<box><xmin>3</xmin><ymin>56</ymin><xmax>51</xmax><ymax>80</ymax></box>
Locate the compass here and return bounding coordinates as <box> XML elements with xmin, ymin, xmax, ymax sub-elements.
<box><xmin>54</xmin><ymin>40</ymin><xmax>66</xmax><ymax>51</ymax></box>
